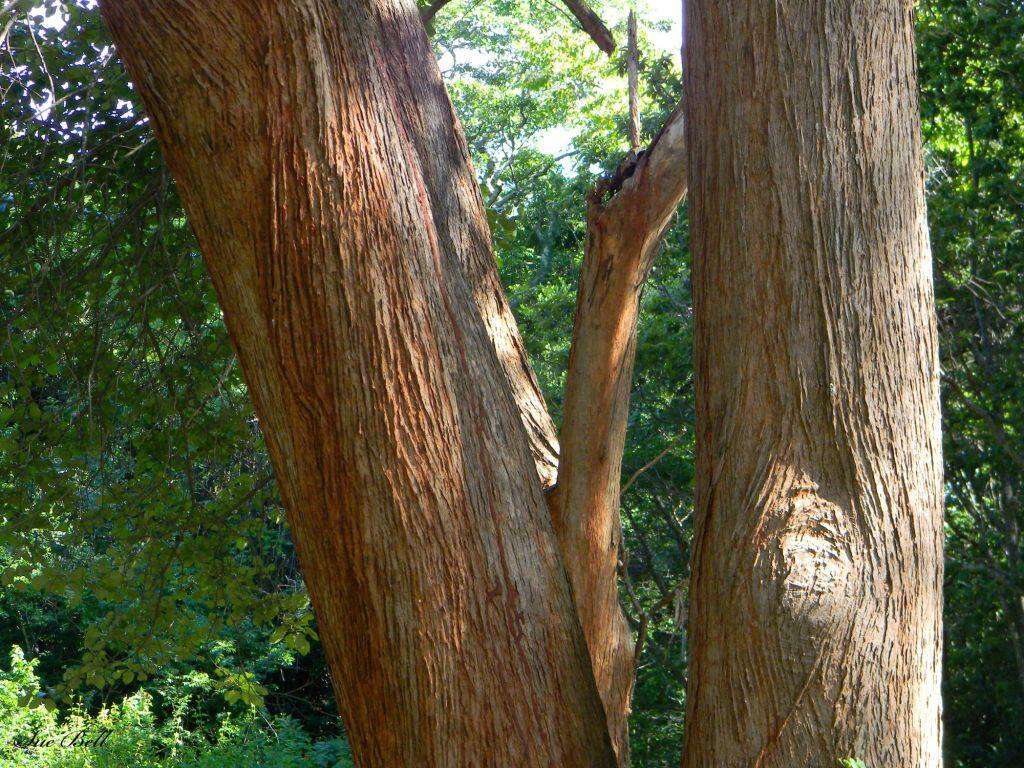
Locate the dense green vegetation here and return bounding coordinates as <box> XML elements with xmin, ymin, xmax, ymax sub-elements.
<box><xmin>0</xmin><ymin>0</ymin><xmax>1021</xmax><ymax>765</ymax></box>
<box><xmin>0</xmin><ymin>647</ymin><xmax>353</xmax><ymax>767</ymax></box>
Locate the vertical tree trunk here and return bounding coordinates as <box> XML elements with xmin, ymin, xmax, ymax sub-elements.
<box><xmin>99</xmin><ymin>2</ymin><xmax>615</xmax><ymax>766</ymax></box>
<box><xmin>682</xmin><ymin>1</ymin><xmax>944</xmax><ymax>766</ymax></box>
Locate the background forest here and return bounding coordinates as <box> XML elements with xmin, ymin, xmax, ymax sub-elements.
<box><xmin>0</xmin><ymin>0</ymin><xmax>1021</xmax><ymax>765</ymax></box>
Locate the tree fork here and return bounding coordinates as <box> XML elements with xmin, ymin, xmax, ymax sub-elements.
<box><xmin>100</xmin><ymin>0</ymin><xmax>694</xmax><ymax>764</ymax></box>
<box><xmin>99</xmin><ymin>1</ymin><xmax>615</xmax><ymax>765</ymax></box>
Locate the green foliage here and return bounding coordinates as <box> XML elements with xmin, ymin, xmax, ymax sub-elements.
<box><xmin>917</xmin><ymin>1</ymin><xmax>1024</xmax><ymax>765</ymax></box>
<box><xmin>0</xmin><ymin>0</ymin><xmax>325</xmax><ymax>710</ymax></box>
<box><xmin>0</xmin><ymin>0</ymin><xmax>1022</xmax><ymax>766</ymax></box>
<box><xmin>0</xmin><ymin>647</ymin><xmax>352</xmax><ymax>768</ymax></box>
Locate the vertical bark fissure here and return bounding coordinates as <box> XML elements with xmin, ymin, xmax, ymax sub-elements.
<box><xmin>682</xmin><ymin>1</ymin><xmax>943</xmax><ymax>766</ymax></box>
<box><xmin>381</xmin><ymin>4</ymin><xmax>563</xmax><ymax>488</ymax></box>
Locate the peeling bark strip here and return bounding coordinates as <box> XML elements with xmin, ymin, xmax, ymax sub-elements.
<box><xmin>99</xmin><ymin>2</ymin><xmax>615</xmax><ymax>766</ymax></box>
<box><xmin>552</xmin><ymin>101</ymin><xmax>687</xmax><ymax>764</ymax></box>
<box><xmin>682</xmin><ymin>1</ymin><xmax>943</xmax><ymax>767</ymax></box>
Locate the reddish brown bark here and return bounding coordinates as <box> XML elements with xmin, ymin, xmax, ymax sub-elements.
<box><xmin>681</xmin><ymin>1</ymin><xmax>944</xmax><ymax>766</ymax></box>
<box><xmin>99</xmin><ymin>0</ymin><xmax>945</xmax><ymax>765</ymax></box>
<box><xmin>551</xmin><ymin>102</ymin><xmax>687</xmax><ymax>763</ymax></box>
<box><xmin>99</xmin><ymin>1</ymin><xmax>614</xmax><ymax>765</ymax></box>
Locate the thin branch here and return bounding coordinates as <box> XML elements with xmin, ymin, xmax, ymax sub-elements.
<box><xmin>944</xmin><ymin>369</ymin><xmax>1024</xmax><ymax>473</ymax></box>
<box><xmin>547</xmin><ymin>99</ymin><xmax>687</xmax><ymax>760</ymax></box>
<box><xmin>423</xmin><ymin>0</ymin><xmax>615</xmax><ymax>56</ymax></box>
<box><xmin>621</xmin><ymin>429</ymin><xmax>687</xmax><ymax>494</ymax></box>
<box><xmin>627</xmin><ymin>11</ymin><xmax>640</xmax><ymax>151</ymax></box>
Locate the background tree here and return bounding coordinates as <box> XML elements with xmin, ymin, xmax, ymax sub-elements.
<box><xmin>919</xmin><ymin>1</ymin><xmax>1024</xmax><ymax>764</ymax></box>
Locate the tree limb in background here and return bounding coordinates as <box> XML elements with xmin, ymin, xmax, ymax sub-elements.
<box><xmin>627</xmin><ymin>11</ymin><xmax>639</xmax><ymax>151</ymax></box>
<box><xmin>560</xmin><ymin>0</ymin><xmax>616</xmax><ymax>54</ymax></box>
<box><xmin>419</xmin><ymin>0</ymin><xmax>450</xmax><ymax>23</ymax></box>
<box><xmin>423</xmin><ymin>0</ymin><xmax>616</xmax><ymax>55</ymax></box>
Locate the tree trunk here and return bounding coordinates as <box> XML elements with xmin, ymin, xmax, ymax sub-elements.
<box><xmin>682</xmin><ymin>1</ymin><xmax>944</xmax><ymax>766</ymax></box>
<box><xmin>99</xmin><ymin>2</ymin><xmax>615</xmax><ymax>765</ymax></box>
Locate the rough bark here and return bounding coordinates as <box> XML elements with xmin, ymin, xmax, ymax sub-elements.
<box><xmin>551</xmin><ymin>103</ymin><xmax>687</xmax><ymax>763</ymax></box>
<box><xmin>99</xmin><ymin>2</ymin><xmax>615</xmax><ymax>766</ymax></box>
<box><xmin>681</xmin><ymin>1</ymin><xmax>944</xmax><ymax>767</ymax></box>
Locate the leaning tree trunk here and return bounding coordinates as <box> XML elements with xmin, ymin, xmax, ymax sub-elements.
<box><xmin>552</xmin><ymin>104</ymin><xmax>687</xmax><ymax>763</ymax></box>
<box><xmin>99</xmin><ymin>2</ymin><xmax>618</xmax><ymax>766</ymax></box>
<box><xmin>681</xmin><ymin>1</ymin><xmax>944</xmax><ymax>767</ymax></box>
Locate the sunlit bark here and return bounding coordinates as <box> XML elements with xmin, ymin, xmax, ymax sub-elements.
<box><xmin>682</xmin><ymin>1</ymin><xmax>944</xmax><ymax>765</ymax></box>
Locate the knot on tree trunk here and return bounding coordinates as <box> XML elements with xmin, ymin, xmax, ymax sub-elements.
<box><xmin>762</xmin><ymin>482</ymin><xmax>859</xmax><ymax>639</ymax></box>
